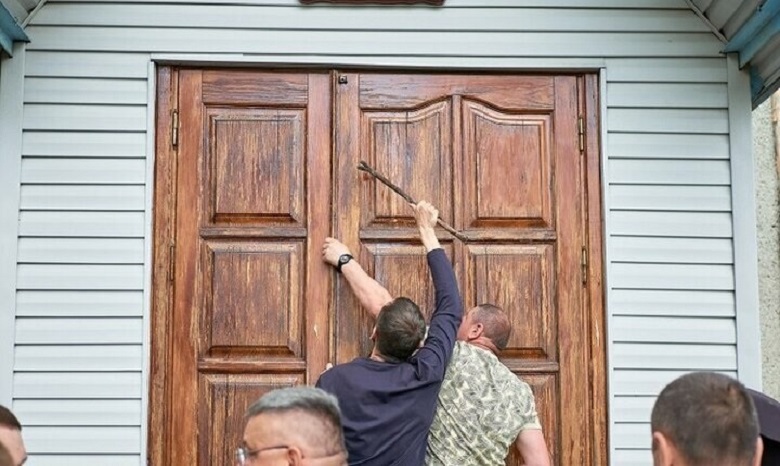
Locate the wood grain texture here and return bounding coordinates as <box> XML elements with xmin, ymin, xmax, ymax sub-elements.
<box><xmin>151</xmin><ymin>69</ymin><xmax>333</xmax><ymax>466</ymax></box>
<box><xmin>150</xmin><ymin>69</ymin><xmax>606</xmax><ymax>466</ymax></box>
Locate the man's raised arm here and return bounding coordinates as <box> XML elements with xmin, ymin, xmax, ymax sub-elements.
<box><xmin>322</xmin><ymin>238</ymin><xmax>391</xmax><ymax>318</ymax></box>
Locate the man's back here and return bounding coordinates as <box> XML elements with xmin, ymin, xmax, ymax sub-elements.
<box><xmin>318</xmin><ymin>354</ymin><xmax>445</xmax><ymax>465</ymax></box>
<box><xmin>426</xmin><ymin>341</ymin><xmax>541</xmax><ymax>465</ymax></box>
<box><xmin>317</xmin><ymin>248</ymin><xmax>463</xmax><ymax>466</ymax></box>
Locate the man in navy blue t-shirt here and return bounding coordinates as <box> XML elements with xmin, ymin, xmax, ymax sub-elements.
<box><xmin>316</xmin><ymin>201</ymin><xmax>463</xmax><ymax>466</ymax></box>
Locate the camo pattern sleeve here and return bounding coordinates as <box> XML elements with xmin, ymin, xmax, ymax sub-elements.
<box><xmin>425</xmin><ymin>342</ymin><xmax>542</xmax><ymax>466</ymax></box>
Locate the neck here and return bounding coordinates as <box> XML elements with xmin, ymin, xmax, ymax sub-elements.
<box><xmin>468</xmin><ymin>337</ymin><xmax>499</xmax><ymax>355</ymax></box>
<box><xmin>369</xmin><ymin>348</ymin><xmax>385</xmax><ymax>362</ymax></box>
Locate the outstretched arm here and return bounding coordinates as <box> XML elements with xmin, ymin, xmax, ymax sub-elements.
<box><xmin>322</xmin><ymin>238</ymin><xmax>392</xmax><ymax>319</ymax></box>
<box><xmin>514</xmin><ymin>430</ymin><xmax>551</xmax><ymax>466</ymax></box>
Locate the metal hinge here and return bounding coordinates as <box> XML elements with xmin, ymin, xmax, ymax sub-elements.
<box><xmin>581</xmin><ymin>246</ymin><xmax>588</xmax><ymax>285</ymax></box>
<box><xmin>577</xmin><ymin>115</ymin><xmax>585</xmax><ymax>153</ymax></box>
<box><xmin>168</xmin><ymin>243</ymin><xmax>176</xmax><ymax>282</ymax></box>
<box><xmin>171</xmin><ymin>109</ymin><xmax>179</xmax><ymax>147</ymax></box>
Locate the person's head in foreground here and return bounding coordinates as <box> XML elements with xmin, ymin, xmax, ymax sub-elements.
<box><xmin>651</xmin><ymin>371</ymin><xmax>763</xmax><ymax>466</ymax></box>
<box><xmin>238</xmin><ymin>386</ymin><xmax>348</xmax><ymax>466</ymax></box>
<box><xmin>0</xmin><ymin>405</ymin><xmax>25</xmax><ymax>466</ymax></box>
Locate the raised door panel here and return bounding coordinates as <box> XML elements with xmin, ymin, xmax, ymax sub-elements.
<box><xmin>198</xmin><ymin>374</ymin><xmax>303</xmax><ymax>466</ymax></box>
<box><xmin>462</xmin><ymin>101</ymin><xmax>553</xmax><ymax>230</ymax></box>
<box><xmin>464</xmin><ymin>245</ymin><xmax>556</xmax><ymax>362</ymax></box>
<box><xmin>505</xmin><ymin>373</ymin><xmax>559</xmax><ymax>466</ymax></box>
<box><xmin>360</xmin><ymin>102</ymin><xmax>453</xmax><ymax>228</ymax></box>
<box><xmin>208</xmin><ymin>109</ymin><xmax>305</xmax><ymax>225</ymax></box>
<box><xmin>200</xmin><ymin>241</ymin><xmax>304</xmax><ymax>361</ymax></box>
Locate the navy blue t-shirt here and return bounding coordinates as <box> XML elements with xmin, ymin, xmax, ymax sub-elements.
<box><xmin>316</xmin><ymin>248</ymin><xmax>463</xmax><ymax>466</ymax></box>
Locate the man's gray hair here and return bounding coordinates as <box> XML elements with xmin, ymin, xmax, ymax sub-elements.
<box><xmin>245</xmin><ymin>386</ymin><xmax>346</xmax><ymax>455</ymax></box>
<box><xmin>245</xmin><ymin>386</ymin><xmax>341</xmax><ymax>422</ymax></box>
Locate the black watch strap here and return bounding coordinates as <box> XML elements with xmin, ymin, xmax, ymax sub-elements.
<box><xmin>336</xmin><ymin>254</ymin><xmax>353</xmax><ymax>273</ymax></box>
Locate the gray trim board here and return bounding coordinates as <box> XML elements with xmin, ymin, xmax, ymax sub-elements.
<box><xmin>728</xmin><ymin>53</ymin><xmax>763</xmax><ymax>389</ymax></box>
<box><xmin>0</xmin><ymin>42</ymin><xmax>25</xmax><ymax>406</ymax></box>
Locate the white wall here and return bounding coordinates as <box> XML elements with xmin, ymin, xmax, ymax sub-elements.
<box><xmin>0</xmin><ymin>1</ymin><xmax>759</xmax><ymax>465</ymax></box>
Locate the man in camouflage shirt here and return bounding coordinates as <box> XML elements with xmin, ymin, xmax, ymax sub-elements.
<box><xmin>425</xmin><ymin>304</ymin><xmax>549</xmax><ymax>466</ymax></box>
<box><xmin>321</xmin><ymin>239</ymin><xmax>551</xmax><ymax>466</ymax></box>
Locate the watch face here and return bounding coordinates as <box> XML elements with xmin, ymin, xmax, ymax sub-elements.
<box><xmin>339</xmin><ymin>255</ymin><xmax>351</xmax><ymax>264</ymax></box>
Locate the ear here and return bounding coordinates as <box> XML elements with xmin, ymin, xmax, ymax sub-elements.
<box><xmin>651</xmin><ymin>432</ymin><xmax>674</xmax><ymax>466</ymax></box>
<box><xmin>287</xmin><ymin>446</ymin><xmax>304</xmax><ymax>466</ymax></box>
<box><xmin>753</xmin><ymin>436</ymin><xmax>764</xmax><ymax>466</ymax></box>
<box><xmin>469</xmin><ymin>322</ymin><xmax>484</xmax><ymax>339</ymax></box>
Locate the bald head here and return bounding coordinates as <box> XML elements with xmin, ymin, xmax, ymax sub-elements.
<box><xmin>243</xmin><ymin>387</ymin><xmax>346</xmax><ymax>460</ymax></box>
<box><xmin>472</xmin><ymin>304</ymin><xmax>511</xmax><ymax>350</ymax></box>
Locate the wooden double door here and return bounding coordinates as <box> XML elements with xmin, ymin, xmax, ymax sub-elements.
<box><xmin>150</xmin><ymin>68</ymin><xmax>606</xmax><ymax>466</ymax></box>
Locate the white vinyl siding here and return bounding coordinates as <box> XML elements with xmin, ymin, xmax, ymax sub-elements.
<box><xmin>8</xmin><ymin>1</ymin><xmax>745</xmax><ymax>465</ymax></box>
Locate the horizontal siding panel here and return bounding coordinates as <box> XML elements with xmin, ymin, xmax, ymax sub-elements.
<box><xmin>612</xmin><ymin>343</ymin><xmax>737</xmax><ymax>370</ymax></box>
<box><xmin>607</xmin><ymin>83</ymin><xmax>727</xmax><ymax>108</ymax></box>
<box><xmin>609</xmin><ymin>236</ymin><xmax>733</xmax><ymax>264</ymax></box>
<box><xmin>15</xmin><ymin>318</ymin><xmax>142</xmax><ymax>344</ymax></box>
<box><xmin>613</xmin><ymin>396</ymin><xmax>655</xmax><ymax>423</ymax></box>
<box><xmin>18</xmin><ymin>238</ymin><xmax>144</xmax><ymax>264</ymax></box>
<box><xmin>613</xmin><ymin>423</ymin><xmax>651</xmax><ymax>449</ymax></box>
<box><xmin>17</xmin><ymin>264</ymin><xmax>144</xmax><ymax>290</ymax></box>
<box><xmin>14</xmin><ymin>372</ymin><xmax>142</xmax><ymax>399</ymax></box>
<box><xmin>606</xmin><ymin>58</ymin><xmax>727</xmax><ymax>82</ymax></box>
<box><xmin>16</xmin><ymin>291</ymin><xmax>143</xmax><ymax>317</ymax></box>
<box><xmin>612</xmin><ymin>316</ymin><xmax>736</xmax><ymax>344</ymax></box>
<box><xmin>23</xmin><ymin>131</ymin><xmax>146</xmax><ymax>157</ymax></box>
<box><xmin>25</xmin><ymin>28</ymin><xmax>723</xmax><ymax>57</ymax></box>
<box><xmin>611</xmin><ymin>450</ymin><xmax>652</xmax><ymax>466</ymax></box>
<box><xmin>23</xmin><ymin>104</ymin><xmax>147</xmax><ymax>131</ymax></box>
<box><xmin>612</xmin><ymin>370</ymin><xmax>738</xmax><ymax>396</ymax></box>
<box><xmin>24</xmin><ymin>426</ymin><xmax>141</xmax><ymax>454</ymax></box>
<box><xmin>24</xmin><ymin>77</ymin><xmax>148</xmax><ymax>104</ymax></box>
<box><xmin>610</xmin><ymin>263</ymin><xmax>734</xmax><ymax>290</ymax></box>
<box><xmin>608</xmin><ymin>159</ymin><xmax>731</xmax><ymax>184</ymax></box>
<box><xmin>608</xmin><ymin>133</ymin><xmax>729</xmax><ymax>159</ymax></box>
<box><xmin>43</xmin><ymin>0</ymin><xmax>690</xmax><ymax>7</ymax></box>
<box><xmin>609</xmin><ymin>211</ymin><xmax>732</xmax><ymax>238</ymax></box>
<box><xmin>21</xmin><ymin>158</ymin><xmax>146</xmax><ymax>184</ymax></box>
<box><xmin>15</xmin><ymin>399</ymin><xmax>141</xmax><ymax>426</ymax></box>
<box><xmin>20</xmin><ymin>185</ymin><xmax>145</xmax><ymax>211</ymax></box>
<box><xmin>25</xmin><ymin>51</ymin><xmax>150</xmax><ymax>78</ymax></box>
<box><xmin>610</xmin><ymin>289</ymin><xmax>735</xmax><ymax>317</ymax></box>
<box><xmin>26</xmin><ymin>456</ymin><xmax>141</xmax><ymax>466</ymax></box>
<box><xmin>18</xmin><ymin>211</ymin><xmax>145</xmax><ymax>237</ymax></box>
<box><xmin>609</xmin><ymin>185</ymin><xmax>731</xmax><ymax>211</ymax></box>
<box><xmin>608</xmin><ymin>109</ymin><xmax>729</xmax><ymax>134</ymax></box>
<box><xmin>15</xmin><ymin>345</ymin><xmax>143</xmax><ymax>371</ymax></box>
<box><xmin>32</xmin><ymin>5</ymin><xmax>709</xmax><ymax>32</ymax></box>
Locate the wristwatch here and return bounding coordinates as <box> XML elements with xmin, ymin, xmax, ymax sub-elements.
<box><xmin>336</xmin><ymin>254</ymin><xmax>353</xmax><ymax>273</ymax></box>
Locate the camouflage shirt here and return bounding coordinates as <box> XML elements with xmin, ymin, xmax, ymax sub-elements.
<box><xmin>425</xmin><ymin>341</ymin><xmax>542</xmax><ymax>466</ymax></box>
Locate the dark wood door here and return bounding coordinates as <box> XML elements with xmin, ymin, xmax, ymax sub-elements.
<box><xmin>332</xmin><ymin>73</ymin><xmax>599</xmax><ymax>466</ymax></box>
<box><xmin>150</xmin><ymin>69</ymin><xmax>606</xmax><ymax>466</ymax></box>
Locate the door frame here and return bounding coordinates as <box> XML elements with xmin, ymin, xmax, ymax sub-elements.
<box><xmin>147</xmin><ymin>66</ymin><xmax>607</xmax><ymax>466</ymax></box>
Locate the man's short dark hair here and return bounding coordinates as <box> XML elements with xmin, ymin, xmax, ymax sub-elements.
<box><xmin>651</xmin><ymin>372</ymin><xmax>759</xmax><ymax>466</ymax></box>
<box><xmin>473</xmin><ymin>304</ymin><xmax>511</xmax><ymax>350</ymax></box>
<box><xmin>375</xmin><ymin>297</ymin><xmax>426</xmax><ymax>362</ymax></box>
<box><xmin>0</xmin><ymin>406</ymin><xmax>20</xmax><ymax>431</ymax></box>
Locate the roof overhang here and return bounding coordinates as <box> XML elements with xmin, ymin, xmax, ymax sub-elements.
<box><xmin>692</xmin><ymin>0</ymin><xmax>780</xmax><ymax>108</ymax></box>
<box><xmin>0</xmin><ymin>0</ymin><xmax>27</xmax><ymax>56</ymax></box>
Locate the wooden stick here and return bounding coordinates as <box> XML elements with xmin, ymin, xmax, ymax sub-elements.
<box><xmin>357</xmin><ymin>161</ymin><xmax>469</xmax><ymax>242</ymax></box>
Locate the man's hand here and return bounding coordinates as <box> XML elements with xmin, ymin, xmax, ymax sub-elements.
<box><xmin>322</xmin><ymin>237</ymin><xmax>351</xmax><ymax>267</ymax></box>
<box><xmin>412</xmin><ymin>201</ymin><xmax>441</xmax><ymax>252</ymax></box>
<box><xmin>412</xmin><ymin>201</ymin><xmax>438</xmax><ymax>231</ymax></box>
